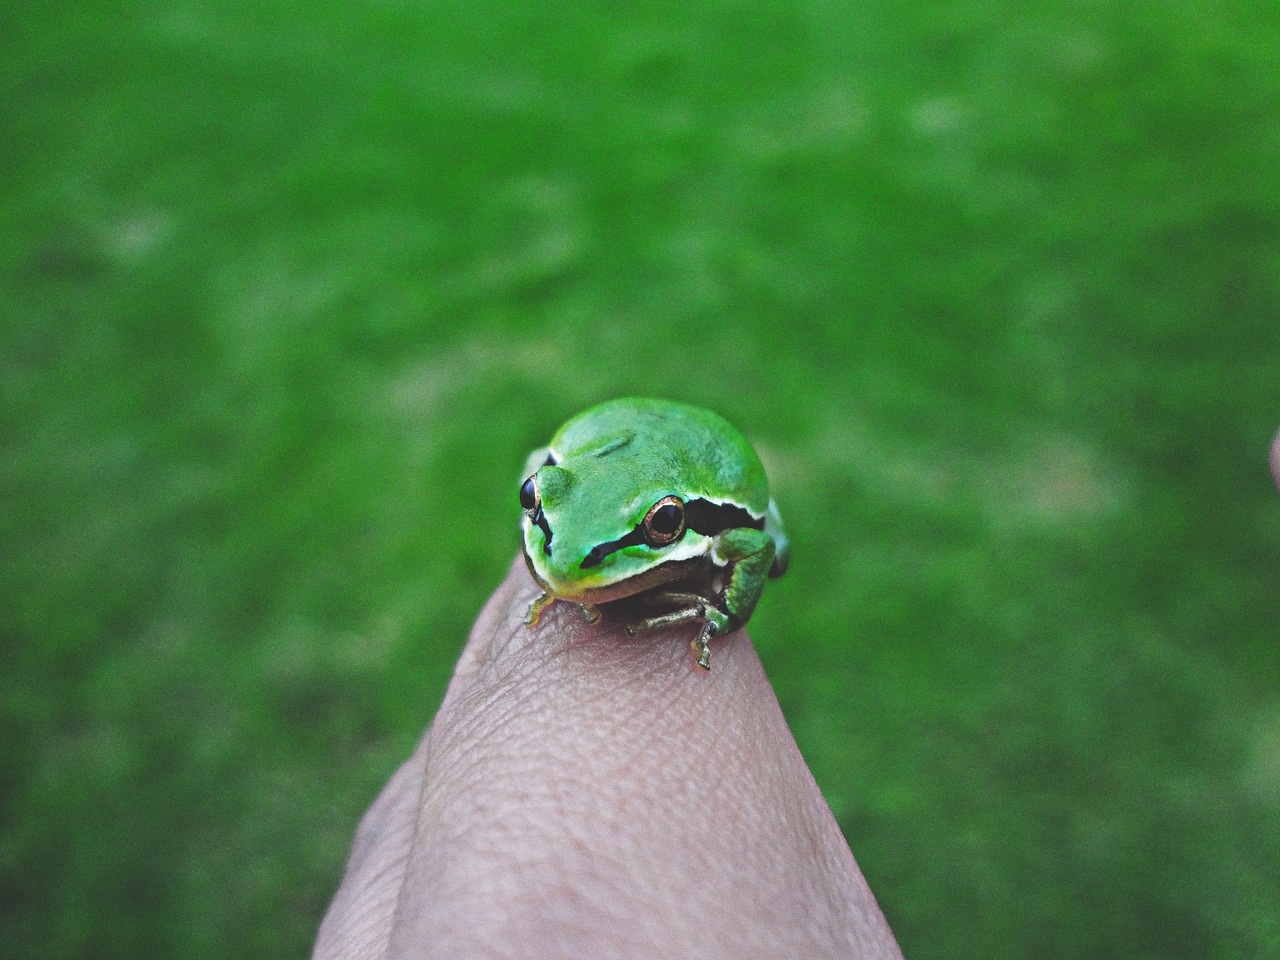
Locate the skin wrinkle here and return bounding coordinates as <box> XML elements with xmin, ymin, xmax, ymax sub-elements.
<box><xmin>380</xmin><ymin>732</ymin><xmax>439</xmax><ymax>955</ymax></box>
<box><xmin>572</xmin><ymin>644</ymin><xmax>705</xmax><ymax>785</ymax></box>
<box><xmin>549</xmin><ymin>658</ymin><xmax>736</xmax><ymax>866</ymax></box>
<box><xmin>314</xmin><ymin>733</ymin><xmax>430</xmax><ymax>960</ymax></box>
<box><xmin>317</xmin><ymin>557</ymin><xmax>903</xmax><ymax>960</ymax></box>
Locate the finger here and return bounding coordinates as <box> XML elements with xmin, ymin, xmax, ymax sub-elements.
<box><xmin>312</xmin><ymin>733</ymin><xmax>428</xmax><ymax>960</ymax></box>
<box><xmin>316</xmin><ymin>556</ymin><xmax>902</xmax><ymax>960</ymax></box>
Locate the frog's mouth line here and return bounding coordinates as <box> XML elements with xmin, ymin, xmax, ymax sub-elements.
<box><xmin>523</xmin><ymin>549</ymin><xmax>709</xmax><ymax>605</ymax></box>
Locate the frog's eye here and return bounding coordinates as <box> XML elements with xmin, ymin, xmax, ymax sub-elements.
<box><xmin>519</xmin><ymin>476</ymin><xmax>539</xmax><ymax>512</ymax></box>
<box><xmin>643</xmin><ymin>495</ymin><xmax>686</xmax><ymax>547</ymax></box>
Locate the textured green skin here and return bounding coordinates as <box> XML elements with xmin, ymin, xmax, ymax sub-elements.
<box><xmin>520</xmin><ymin>398</ymin><xmax>788</xmax><ymax>663</ymax></box>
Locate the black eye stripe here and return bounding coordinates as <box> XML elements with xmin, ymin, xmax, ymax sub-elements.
<box><xmin>579</xmin><ymin>526</ymin><xmax>646</xmax><ymax>569</ymax></box>
<box><xmin>684</xmin><ymin>499</ymin><xmax>765</xmax><ymax>536</ymax></box>
<box><xmin>577</xmin><ymin>499</ymin><xmax>764</xmax><ymax>570</ymax></box>
<box><xmin>531</xmin><ymin>506</ymin><xmax>553</xmax><ymax>556</ymax></box>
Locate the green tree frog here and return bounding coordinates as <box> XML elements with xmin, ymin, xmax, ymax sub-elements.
<box><xmin>519</xmin><ymin>397</ymin><xmax>789</xmax><ymax>671</ymax></box>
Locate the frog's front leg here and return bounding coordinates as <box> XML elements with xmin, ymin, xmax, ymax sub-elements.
<box><xmin>525</xmin><ymin>592</ymin><xmax>600</xmax><ymax>626</ymax></box>
<box><xmin>626</xmin><ymin>528</ymin><xmax>776</xmax><ymax>671</ymax></box>
<box><xmin>625</xmin><ymin>596</ymin><xmax>728</xmax><ymax>671</ymax></box>
<box><xmin>627</xmin><ymin>594</ymin><xmax>728</xmax><ymax>635</ymax></box>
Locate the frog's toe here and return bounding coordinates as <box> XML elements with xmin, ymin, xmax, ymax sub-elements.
<box><xmin>691</xmin><ymin>622</ymin><xmax>716</xmax><ymax>672</ymax></box>
<box><xmin>524</xmin><ymin>592</ymin><xmax>555</xmax><ymax>626</ymax></box>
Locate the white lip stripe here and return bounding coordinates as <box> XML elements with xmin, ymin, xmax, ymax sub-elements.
<box><xmin>525</xmin><ymin>526</ymin><xmax>714</xmax><ymax>591</ymax></box>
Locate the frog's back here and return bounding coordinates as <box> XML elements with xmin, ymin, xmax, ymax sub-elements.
<box><xmin>550</xmin><ymin>397</ymin><xmax>769</xmax><ymax>515</ymax></box>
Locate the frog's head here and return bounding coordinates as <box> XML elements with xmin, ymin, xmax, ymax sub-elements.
<box><xmin>518</xmin><ymin>457</ymin><xmax>710</xmax><ymax>603</ymax></box>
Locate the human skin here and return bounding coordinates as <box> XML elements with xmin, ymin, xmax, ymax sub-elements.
<box><xmin>313</xmin><ymin>557</ymin><xmax>904</xmax><ymax>960</ymax></box>
<box><xmin>1271</xmin><ymin>428</ymin><xmax>1280</xmax><ymax>492</ymax></box>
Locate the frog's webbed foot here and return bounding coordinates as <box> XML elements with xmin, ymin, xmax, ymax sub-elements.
<box><xmin>577</xmin><ymin>603</ymin><xmax>601</xmax><ymax>624</ymax></box>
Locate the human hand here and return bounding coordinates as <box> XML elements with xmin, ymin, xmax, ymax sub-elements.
<box><xmin>313</xmin><ymin>557</ymin><xmax>903</xmax><ymax>960</ymax></box>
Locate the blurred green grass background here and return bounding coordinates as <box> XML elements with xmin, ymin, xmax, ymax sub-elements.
<box><xmin>4</xmin><ymin>1</ymin><xmax>1280</xmax><ymax>957</ymax></box>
